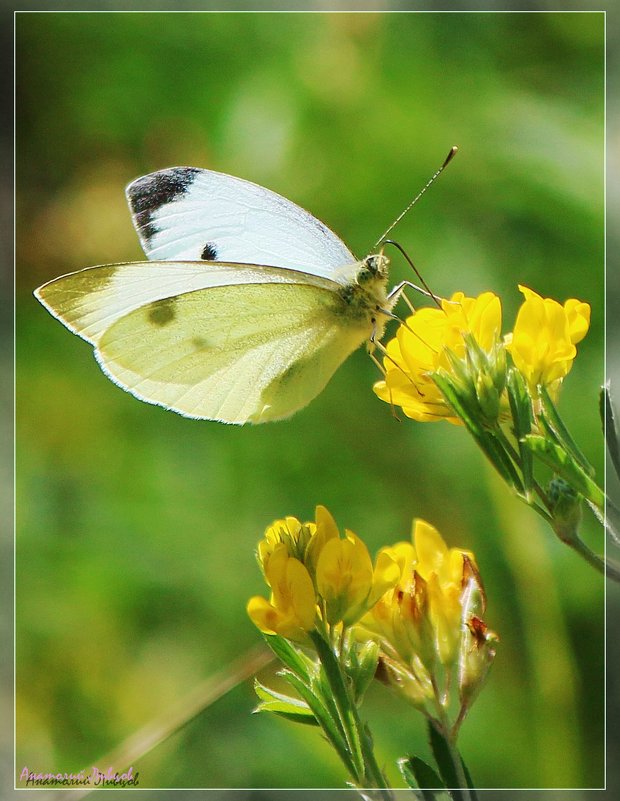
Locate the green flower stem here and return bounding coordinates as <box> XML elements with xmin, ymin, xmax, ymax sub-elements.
<box><xmin>429</xmin><ymin>695</ymin><xmax>472</xmax><ymax>801</ymax></box>
<box><xmin>554</xmin><ymin>526</ymin><xmax>620</xmax><ymax>581</ymax></box>
<box><xmin>451</xmin><ymin>703</ymin><xmax>469</xmax><ymax>741</ymax></box>
<box><xmin>445</xmin><ymin>735</ymin><xmax>472</xmax><ymax>801</ymax></box>
<box><xmin>530</xmin><ymin>483</ymin><xmax>554</xmax><ymax>522</ymax></box>
<box><xmin>311</xmin><ymin>631</ymin><xmax>393</xmax><ymax>799</ymax></box>
<box><xmin>492</xmin><ymin>423</ymin><xmax>620</xmax><ymax>581</ymax></box>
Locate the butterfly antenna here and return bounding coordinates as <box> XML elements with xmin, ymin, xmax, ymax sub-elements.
<box><xmin>372</xmin><ymin>145</ymin><xmax>458</xmax><ymax>250</ymax></box>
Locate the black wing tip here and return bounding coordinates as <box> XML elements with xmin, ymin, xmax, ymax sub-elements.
<box><xmin>125</xmin><ymin>167</ymin><xmax>202</xmax><ymax>214</ymax></box>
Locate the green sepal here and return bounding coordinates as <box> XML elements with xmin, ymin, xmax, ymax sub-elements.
<box><xmin>262</xmin><ymin>634</ymin><xmax>313</xmax><ymax>682</ymax></box>
<box><xmin>433</xmin><ymin>373</ymin><xmax>524</xmax><ymax>493</ymax></box>
<box><xmin>435</xmin><ymin>363</ymin><xmax>480</xmax><ymax>432</ymax></box>
<box><xmin>345</xmin><ymin>639</ymin><xmax>380</xmax><ymax>705</ymax></box>
<box><xmin>524</xmin><ymin>435</ymin><xmax>604</xmax><ymax>509</ymax></box>
<box><xmin>538</xmin><ymin>384</ymin><xmax>594</xmax><ymax>476</ymax></box>
<box><xmin>601</xmin><ymin>383</ymin><xmax>620</xmax><ymax>482</ymax></box>
<box><xmin>253</xmin><ymin>679</ymin><xmax>318</xmax><ymax>726</ymax></box>
<box><xmin>506</xmin><ymin>368</ymin><xmax>534</xmax><ymax>495</ymax></box>
<box><xmin>397</xmin><ymin>755</ymin><xmax>450</xmax><ymax>799</ymax></box>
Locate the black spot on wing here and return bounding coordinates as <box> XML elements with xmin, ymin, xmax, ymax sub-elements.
<box><xmin>201</xmin><ymin>242</ymin><xmax>218</xmax><ymax>261</ymax></box>
<box><xmin>148</xmin><ymin>297</ymin><xmax>176</xmax><ymax>326</ymax></box>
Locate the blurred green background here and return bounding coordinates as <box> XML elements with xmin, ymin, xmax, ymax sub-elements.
<box><xmin>16</xmin><ymin>10</ymin><xmax>605</xmax><ymax>792</ymax></box>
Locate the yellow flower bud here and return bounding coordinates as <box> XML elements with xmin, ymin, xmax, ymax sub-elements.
<box><xmin>458</xmin><ymin>559</ymin><xmax>498</xmax><ymax>705</ymax></box>
<box><xmin>258</xmin><ymin>515</ymin><xmax>313</xmax><ymax>572</ymax></box>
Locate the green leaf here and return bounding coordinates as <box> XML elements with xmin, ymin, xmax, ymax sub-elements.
<box><xmin>310</xmin><ymin>631</ymin><xmax>365</xmax><ymax>775</ymax></box>
<box><xmin>428</xmin><ymin>723</ymin><xmax>460</xmax><ymax>797</ymax></box>
<box><xmin>524</xmin><ymin>435</ymin><xmax>604</xmax><ymax>509</ymax></box>
<box><xmin>461</xmin><ymin>758</ymin><xmax>478</xmax><ymax>800</ymax></box>
<box><xmin>398</xmin><ymin>755</ymin><xmax>451</xmax><ymax>799</ymax></box>
<box><xmin>311</xmin><ymin>632</ymin><xmax>355</xmax><ymax>717</ymax></box>
<box><xmin>313</xmin><ymin>663</ymin><xmax>346</xmax><ymax>743</ymax></box>
<box><xmin>601</xmin><ymin>383</ymin><xmax>620</xmax><ymax>482</ymax></box>
<box><xmin>428</xmin><ymin>721</ymin><xmax>478</xmax><ymax>801</ymax></box>
<box><xmin>254</xmin><ymin>702</ymin><xmax>319</xmax><ymax>726</ymax></box>
<box><xmin>253</xmin><ymin>680</ymin><xmax>318</xmax><ymax>725</ymax></box>
<box><xmin>427</xmin><ymin>723</ymin><xmax>478</xmax><ymax>801</ymax></box>
<box><xmin>539</xmin><ymin>384</ymin><xmax>594</xmax><ymax>476</ymax></box>
<box><xmin>262</xmin><ymin>634</ymin><xmax>312</xmax><ymax>682</ymax></box>
<box><xmin>280</xmin><ymin>668</ymin><xmax>358</xmax><ymax>778</ymax></box>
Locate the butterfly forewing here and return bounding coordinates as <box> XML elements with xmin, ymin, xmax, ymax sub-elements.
<box><xmin>95</xmin><ymin>281</ymin><xmax>373</xmax><ymax>423</ymax></box>
<box><xmin>126</xmin><ymin>168</ymin><xmax>356</xmax><ymax>281</ymax></box>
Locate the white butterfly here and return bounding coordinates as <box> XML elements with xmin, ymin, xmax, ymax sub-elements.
<box><xmin>34</xmin><ymin>165</ymin><xmax>436</xmax><ymax>424</ymax></box>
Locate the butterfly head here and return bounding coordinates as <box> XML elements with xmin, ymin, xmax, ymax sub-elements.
<box><xmin>360</xmin><ymin>253</ymin><xmax>390</xmax><ymax>284</ymax></box>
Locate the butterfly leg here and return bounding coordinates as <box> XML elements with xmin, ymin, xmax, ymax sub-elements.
<box><xmin>388</xmin><ymin>279</ymin><xmax>437</xmax><ymax>304</ymax></box>
<box><xmin>367</xmin><ymin>339</ymin><xmax>402</xmax><ymax>422</ymax></box>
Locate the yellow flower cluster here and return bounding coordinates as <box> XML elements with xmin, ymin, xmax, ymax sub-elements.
<box><xmin>374</xmin><ymin>286</ymin><xmax>590</xmax><ymax>421</ymax></box>
<box><xmin>247</xmin><ymin>506</ymin><xmax>400</xmax><ymax>640</ymax></box>
<box><xmin>248</xmin><ymin>508</ymin><xmax>497</xmax><ymax>718</ymax></box>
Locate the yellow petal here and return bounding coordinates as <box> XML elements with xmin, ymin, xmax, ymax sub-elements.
<box><xmin>246</xmin><ymin>595</ymin><xmax>283</xmax><ymax>635</ymax></box>
<box><xmin>413</xmin><ymin>519</ymin><xmax>448</xmax><ymax>579</ymax></box>
<box><xmin>305</xmin><ymin>505</ymin><xmax>339</xmax><ymax>571</ymax></box>
<box><xmin>367</xmin><ymin>550</ymin><xmax>401</xmax><ymax>607</ymax></box>
<box><xmin>285</xmin><ymin>557</ymin><xmax>317</xmax><ymax>631</ymax></box>
<box><xmin>564</xmin><ymin>298</ymin><xmax>591</xmax><ymax>344</ymax></box>
<box><xmin>315</xmin><ymin>505</ymin><xmax>339</xmax><ymax>542</ymax></box>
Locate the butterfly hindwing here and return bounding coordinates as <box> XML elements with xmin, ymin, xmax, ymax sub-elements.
<box><xmin>126</xmin><ymin>168</ymin><xmax>356</xmax><ymax>280</ymax></box>
<box><xmin>95</xmin><ymin>281</ymin><xmax>373</xmax><ymax>423</ymax></box>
